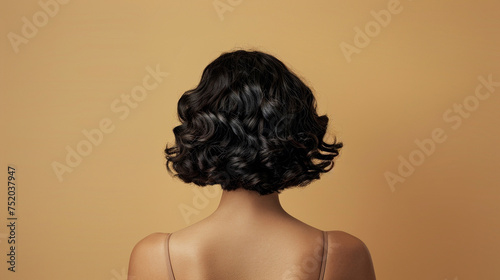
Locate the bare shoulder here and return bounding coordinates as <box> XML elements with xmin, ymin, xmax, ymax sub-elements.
<box><xmin>324</xmin><ymin>230</ymin><xmax>376</xmax><ymax>280</ymax></box>
<box><xmin>326</xmin><ymin>230</ymin><xmax>367</xmax><ymax>249</ymax></box>
<box><xmin>127</xmin><ymin>232</ymin><xmax>170</xmax><ymax>280</ymax></box>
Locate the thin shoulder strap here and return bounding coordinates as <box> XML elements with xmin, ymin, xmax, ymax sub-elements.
<box><xmin>165</xmin><ymin>233</ymin><xmax>176</xmax><ymax>280</ymax></box>
<box><xmin>318</xmin><ymin>231</ymin><xmax>328</xmax><ymax>280</ymax></box>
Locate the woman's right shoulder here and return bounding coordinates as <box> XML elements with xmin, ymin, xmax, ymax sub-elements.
<box><xmin>325</xmin><ymin>230</ymin><xmax>366</xmax><ymax>248</ymax></box>
<box><xmin>324</xmin><ymin>230</ymin><xmax>376</xmax><ymax>280</ymax></box>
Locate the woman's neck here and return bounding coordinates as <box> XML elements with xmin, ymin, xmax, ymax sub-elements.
<box><xmin>211</xmin><ymin>188</ymin><xmax>290</xmax><ymax>219</ymax></box>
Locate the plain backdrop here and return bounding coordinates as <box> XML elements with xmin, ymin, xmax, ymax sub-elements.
<box><xmin>1</xmin><ymin>0</ymin><xmax>499</xmax><ymax>279</ymax></box>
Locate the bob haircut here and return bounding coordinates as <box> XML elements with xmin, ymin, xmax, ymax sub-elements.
<box><xmin>165</xmin><ymin>50</ymin><xmax>343</xmax><ymax>195</ymax></box>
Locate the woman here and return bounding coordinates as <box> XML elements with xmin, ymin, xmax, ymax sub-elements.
<box><xmin>128</xmin><ymin>50</ymin><xmax>376</xmax><ymax>280</ymax></box>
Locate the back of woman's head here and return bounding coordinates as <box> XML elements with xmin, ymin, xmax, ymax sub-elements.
<box><xmin>165</xmin><ymin>50</ymin><xmax>343</xmax><ymax>195</ymax></box>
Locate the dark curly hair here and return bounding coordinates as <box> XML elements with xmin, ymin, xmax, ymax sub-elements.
<box><xmin>165</xmin><ymin>50</ymin><xmax>343</xmax><ymax>195</ymax></box>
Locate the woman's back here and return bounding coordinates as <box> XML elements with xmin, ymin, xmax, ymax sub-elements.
<box><xmin>167</xmin><ymin>213</ymin><xmax>326</xmax><ymax>280</ymax></box>
<box><xmin>128</xmin><ymin>189</ymin><xmax>376</xmax><ymax>280</ymax></box>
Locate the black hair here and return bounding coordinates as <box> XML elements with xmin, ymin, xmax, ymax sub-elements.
<box><xmin>165</xmin><ymin>50</ymin><xmax>343</xmax><ymax>195</ymax></box>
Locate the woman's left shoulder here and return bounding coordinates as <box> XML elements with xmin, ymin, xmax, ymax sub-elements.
<box><xmin>128</xmin><ymin>232</ymin><xmax>170</xmax><ymax>280</ymax></box>
<box><xmin>135</xmin><ymin>232</ymin><xmax>169</xmax><ymax>246</ymax></box>
<box><xmin>130</xmin><ymin>232</ymin><xmax>170</xmax><ymax>256</ymax></box>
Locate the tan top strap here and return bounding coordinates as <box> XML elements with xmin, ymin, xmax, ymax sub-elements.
<box><xmin>165</xmin><ymin>233</ymin><xmax>176</xmax><ymax>280</ymax></box>
<box><xmin>318</xmin><ymin>231</ymin><xmax>328</xmax><ymax>280</ymax></box>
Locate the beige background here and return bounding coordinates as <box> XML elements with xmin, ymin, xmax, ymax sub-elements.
<box><xmin>1</xmin><ymin>0</ymin><xmax>499</xmax><ymax>279</ymax></box>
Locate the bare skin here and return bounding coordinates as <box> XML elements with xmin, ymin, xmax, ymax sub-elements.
<box><xmin>128</xmin><ymin>188</ymin><xmax>376</xmax><ymax>280</ymax></box>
